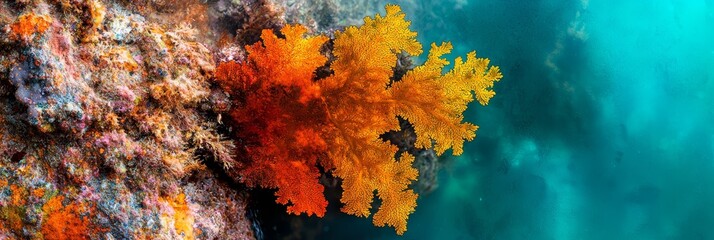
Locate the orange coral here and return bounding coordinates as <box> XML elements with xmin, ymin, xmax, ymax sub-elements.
<box><xmin>9</xmin><ymin>185</ymin><xmax>27</xmax><ymax>206</ymax></box>
<box><xmin>41</xmin><ymin>195</ymin><xmax>91</xmax><ymax>240</ymax></box>
<box><xmin>160</xmin><ymin>193</ymin><xmax>195</xmax><ymax>239</ymax></box>
<box><xmin>10</xmin><ymin>12</ymin><xmax>52</xmax><ymax>42</ymax></box>
<box><xmin>216</xmin><ymin>4</ymin><xmax>502</xmax><ymax>234</ymax></box>
<box><xmin>215</xmin><ymin>24</ymin><xmax>330</xmax><ymax>217</ymax></box>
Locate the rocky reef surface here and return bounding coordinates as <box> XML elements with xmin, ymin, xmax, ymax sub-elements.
<box><xmin>0</xmin><ymin>0</ymin><xmax>442</xmax><ymax>239</ymax></box>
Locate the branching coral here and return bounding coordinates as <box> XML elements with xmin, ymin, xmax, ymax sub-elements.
<box><xmin>216</xmin><ymin>4</ymin><xmax>502</xmax><ymax>234</ymax></box>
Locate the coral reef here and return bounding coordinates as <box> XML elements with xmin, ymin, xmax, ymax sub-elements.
<box><xmin>0</xmin><ymin>0</ymin><xmax>500</xmax><ymax>238</ymax></box>
<box><xmin>215</xmin><ymin>5</ymin><xmax>501</xmax><ymax>234</ymax></box>
<box><xmin>0</xmin><ymin>0</ymin><xmax>275</xmax><ymax>238</ymax></box>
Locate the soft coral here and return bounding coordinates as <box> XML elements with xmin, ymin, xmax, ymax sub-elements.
<box><xmin>216</xmin><ymin>25</ymin><xmax>330</xmax><ymax>216</ymax></box>
<box><xmin>215</xmin><ymin>5</ymin><xmax>502</xmax><ymax>234</ymax></box>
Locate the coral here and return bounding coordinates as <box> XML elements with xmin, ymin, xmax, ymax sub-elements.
<box><xmin>9</xmin><ymin>12</ymin><xmax>52</xmax><ymax>42</ymax></box>
<box><xmin>8</xmin><ymin>9</ymin><xmax>94</xmax><ymax>135</ymax></box>
<box><xmin>381</xmin><ymin>118</ymin><xmax>442</xmax><ymax>194</ymax></box>
<box><xmin>160</xmin><ymin>193</ymin><xmax>195</xmax><ymax>239</ymax></box>
<box><xmin>0</xmin><ymin>0</ymin><xmax>262</xmax><ymax>239</ymax></box>
<box><xmin>41</xmin><ymin>195</ymin><xmax>92</xmax><ymax>240</ymax></box>
<box><xmin>392</xmin><ymin>42</ymin><xmax>503</xmax><ymax>155</ymax></box>
<box><xmin>0</xmin><ymin>0</ymin><xmax>499</xmax><ymax>237</ymax></box>
<box><xmin>81</xmin><ymin>0</ymin><xmax>107</xmax><ymax>43</ymax></box>
<box><xmin>216</xmin><ymin>4</ymin><xmax>501</xmax><ymax>234</ymax></box>
<box><xmin>216</xmin><ymin>24</ymin><xmax>330</xmax><ymax>217</ymax></box>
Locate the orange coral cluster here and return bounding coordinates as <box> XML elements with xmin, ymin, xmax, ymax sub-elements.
<box><xmin>9</xmin><ymin>12</ymin><xmax>52</xmax><ymax>42</ymax></box>
<box><xmin>216</xmin><ymin>24</ymin><xmax>331</xmax><ymax>217</ymax></box>
<box><xmin>41</xmin><ymin>195</ymin><xmax>92</xmax><ymax>240</ymax></box>
<box><xmin>215</xmin><ymin>5</ymin><xmax>502</xmax><ymax>234</ymax></box>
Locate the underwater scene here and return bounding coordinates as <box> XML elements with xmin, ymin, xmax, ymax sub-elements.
<box><xmin>0</xmin><ymin>0</ymin><xmax>711</xmax><ymax>239</ymax></box>
<box><xmin>363</xmin><ymin>0</ymin><xmax>713</xmax><ymax>239</ymax></box>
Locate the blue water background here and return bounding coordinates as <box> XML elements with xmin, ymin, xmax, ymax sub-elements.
<box><xmin>313</xmin><ymin>0</ymin><xmax>714</xmax><ymax>239</ymax></box>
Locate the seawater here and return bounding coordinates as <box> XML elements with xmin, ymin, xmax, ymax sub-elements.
<box><xmin>316</xmin><ymin>0</ymin><xmax>714</xmax><ymax>239</ymax></box>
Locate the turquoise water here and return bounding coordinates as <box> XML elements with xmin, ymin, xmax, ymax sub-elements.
<box><xmin>307</xmin><ymin>0</ymin><xmax>714</xmax><ymax>239</ymax></box>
